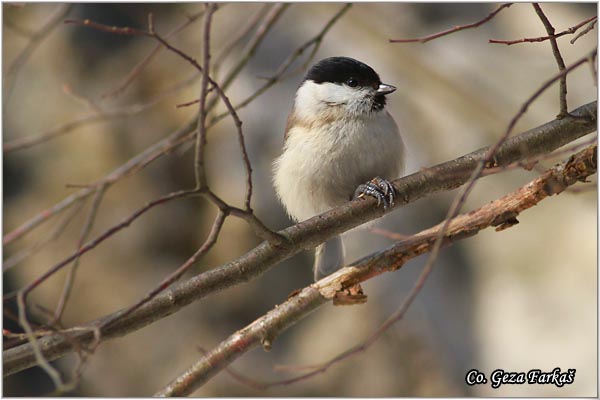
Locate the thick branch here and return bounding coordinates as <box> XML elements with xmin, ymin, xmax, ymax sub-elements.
<box><xmin>156</xmin><ymin>145</ymin><xmax>597</xmax><ymax>396</ymax></box>
<box><xmin>3</xmin><ymin>101</ymin><xmax>596</xmax><ymax>377</ymax></box>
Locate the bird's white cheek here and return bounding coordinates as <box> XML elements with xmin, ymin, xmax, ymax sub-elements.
<box><xmin>294</xmin><ymin>81</ymin><xmax>367</xmax><ymax>122</ymax></box>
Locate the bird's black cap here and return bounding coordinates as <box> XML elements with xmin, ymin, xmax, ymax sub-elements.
<box><xmin>304</xmin><ymin>56</ymin><xmax>382</xmax><ymax>88</ymax></box>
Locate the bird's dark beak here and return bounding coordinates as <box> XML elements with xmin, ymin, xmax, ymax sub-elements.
<box><xmin>377</xmin><ymin>83</ymin><xmax>396</xmax><ymax>95</ymax></box>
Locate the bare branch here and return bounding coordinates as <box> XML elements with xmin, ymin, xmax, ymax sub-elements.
<box><xmin>99</xmin><ymin>210</ymin><xmax>227</xmax><ymax>331</ymax></box>
<box><xmin>155</xmin><ymin>145</ymin><xmax>597</xmax><ymax>396</ymax></box>
<box><xmin>8</xmin><ymin>189</ymin><xmax>197</xmax><ymax>299</ymax></box>
<box><xmin>193</xmin><ymin>5</ymin><xmax>217</xmax><ymax>190</ymax></box>
<box><xmin>51</xmin><ymin>184</ymin><xmax>108</xmax><ymax>325</ymax></box>
<box><xmin>389</xmin><ymin>3</ymin><xmax>512</xmax><ymax>43</ymax></box>
<box><xmin>16</xmin><ymin>293</ymin><xmax>69</xmax><ymax>392</ymax></box>
<box><xmin>177</xmin><ymin>3</ymin><xmax>351</xmax><ymax>111</ymax></box>
<box><xmin>4</xmin><ymin>100</ymin><xmax>596</xmax><ymax>377</ymax></box>
<box><xmin>4</xmin><ymin>8</ymin><xmax>284</xmax><ymax>307</ymax></box>
<box><xmin>100</xmin><ymin>8</ymin><xmax>206</xmax><ymax>99</ymax></box>
<box><xmin>489</xmin><ymin>15</ymin><xmax>597</xmax><ymax>45</ymax></box>
<box><xmin>533</xmin><ymin>3</ymin><xmax>570</xmax><ymax>117</ymax></box>
<box><xmin>387</xmin><ymin>50</ymin><xmax>597</xmax><ymax>358</ymax></box>
<box><xmin>3</xmin><ymin>4</ymin><xmax>329</xmax><ymax>247</ymax></box>
<box><xmin>218</xmin><ymin>2</ymin><xmax>351</xmax><ymax>111</ymax></box>
<box><xmin>571</xmin><ymin>17</ymin><xmax>597</xmax><ymax>44</ymax></box>
<box><xmin>2</xmin><ymin>200</ymin><xmax>85</xmax><ymax>272</ymax></box>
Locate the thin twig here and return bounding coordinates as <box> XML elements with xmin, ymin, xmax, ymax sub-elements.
<box><xmin>99</xmin><ymin>210</ymin><xmax>227</xmax><ymax>331</ymax></box>
<box><xmin>101</xmin><ymin>8</ymin><xmax>206</xmax><ymax>99</ymax></box>
<box><xmin>294</xmin><ymin>3</ymin><xmax>354</xmax><ymax>75</ymax></box>
<box><xmin>218</xmin><ymin>88</ymin><xmax>253</xmax><ymax>211</ymax></box>
<box><xmin>389</xmin><ymin>3</ymin><xmax>512</xmax><ymax>43</ymax></box>
<box><xmin>16</xmin><ymin>293</ymin><xmax>69</xmax><ymax>392</ymax></box>
<box><xmin>5</xmin><ymin>9</ymin><xmax>282</xmax><ymax>302</ymax></box>
<box><xmin>51</xmin><ymin>184</ymin><xmax>108</xmax><ymax>325</ymax></box>
<box><xmin>533</xmin><ymin>3</ymin><xmax>569</xmax><ymax>117</ymax></box>
<box><xmin>195</xmin><ymin>3</ymin><xmax>351</xmax><ymax>120</ymax></box>
<box><xmin>4</xmin><ymin>5</ymin><xmax>288</xmax><ymax>246</ymax></box>
<box><xmin>61</xmin><ymin>83</ymin><xmax>104</xmax><ymax>115</ymax></box>
<box><xmin>142</xmin><ymin>14</ymin><xmax>278</xmax><ymax>238</ymax></box>
<box><xmin>490</xmin><ymin>15</ymin><xmax>597</xmax><ymax>45</ymax></box>
<box><xmin>177</xmin><ymin>3</ymin><xmax>291</xmax><ymax>110</ymax></box>
<box><xmin>3</xmin><ymin>200</ymin><xmax>85</xmax><ymax>272</ymax></box>
<box><xmin>571</xmin><ymin>17</ymin><xmax>597</xmax><ymax>44</ymax></box>
<box><xmin>193</xmin><ymin>5</ymin><xmax>217</xmax><ymax>190</ymax></box>
<box><xmin>11</xmin><ymin>189</ymin><xmax>197</xmax><ymax>299</ymax></box>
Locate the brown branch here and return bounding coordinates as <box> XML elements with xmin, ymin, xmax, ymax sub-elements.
<box><xmin>100</xmin><ymin>9</ymin><xmax>206</xmax><ymax>99</ymax></box>
<box><xmin>8</xmin><ymin>189</ymin><xmax>197</xmax><ymax>300</ymax></box>
<box><xmin>2</xmin><ymin>4</ymin><xmax>321</xmax><ymax>247</ymax></box>
<box><xmin>99</xmin><ymin>210</ymin><xmax>227</xmax><ymax>331</ymax></box>
<box><xmin>193</xmin><ymin>5</ymin><xmax>217</xmax><ymax>190</ymax></box>
<box><xmin>224</xmin><ymin>95</ymin><xmax>253</xmax><ymax>211</ymax></box>
<box><xmin>155</xmin><ymin>144</ymin><xmax>597</xmax><ymax>396</ymax></box>
<box><xmin>177</xmin><ymin>3</ymin><xmax>350</xmax><ymax>111</ymax></box>
<box><xmin>51</xmin><ymin>184</ymin><xmax>108</xmax><ymax>325</ymax></box>
<box><xmin>207</xmin><ymin>2</ymin><xmax>351</xmax><ymax>117</ymax></box>
<box><xmin>270</xmin><ymin>144</ymin><xmax>598</xmax><ymax>387</ymax></box>
<box><xmin>381</xmin><ymin>49</ymin><xmax>597</xmax><ymax>364</ymax></box>
<box><xmin>141</xmin><ymin>12</ymin><xmax>273</xmax><ymax>228</ymax></box>
<box><xmin>367</xmin><ymin>48</ymin><xmax>596</xmax><ymax>386</ymax></box>
<box><xmin>5</xmin><ymin>9</ymin><xmax>283</xmax><ymax>307</ymax></box>
<box><xmin>9</xmin><ymin>6</ymin><xmax>280</xmax><ymax>366</ymax></box>
<box><xmin>571</xmin><ymin>18</ymin><xmax>597</xmax><ymax>44</ymax></box>
<box><xmin>389</xmin><ymin>3</ymin><xmax>512</xmax><ymax>43</ymax></box>
<box><xmin>489</xmin><ymin>15</ymin><xmax>597</xmax><ymax>45</ymax></box>
<box><xmin>4</xmin><ymin>100</ymin><xmax>596</xmax><ymax>377</ymax></box>
<box><xmin>16</xmin><ymin>293</ymin><xmax>67</xmax><ymax>392</ymax></box>
<box><xmin>177</xmin><ymin>3</ymin><xmax>290</xmax><ymax>106</ymax></box>
<box><xmin>533</xmin><ymin>3</ymin><xmax>569</xmax><ymax>117</ymax></box>
<box><xmin>64</xmin><ymin>11</ymin><xmax>257</xmax><ymax>213</ymax></box>
<box><xmin>265</xmin><ymin>41</ymin><xmax>596</xmax><ymax>396</ymax></box>
<box><xmin>2</xmin><ymin>200</ymin><xmax>85</xmax><ymax>272</ymax></box>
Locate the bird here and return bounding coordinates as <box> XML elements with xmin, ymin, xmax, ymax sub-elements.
<box><xmin>273</xmin><ymin>56</ymin><xmax>405</xmax><ymax>281</ymax></box>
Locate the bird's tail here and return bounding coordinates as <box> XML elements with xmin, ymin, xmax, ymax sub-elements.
<box><xmin>314</xmin><ymin>235</ymin><xmax>345</xmax><ymax>281</ymax></box>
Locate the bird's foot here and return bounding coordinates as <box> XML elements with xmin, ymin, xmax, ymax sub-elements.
<box><xmin>353</xmin><ymin>176</ymin><xmax>396</xmax><ymax>209</ymax></box>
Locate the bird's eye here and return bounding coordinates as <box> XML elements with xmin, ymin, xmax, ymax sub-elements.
<box><xmin>346</xmin><ymin>77</ymin><xmax>358</xmax><ymax>87</ymax></box>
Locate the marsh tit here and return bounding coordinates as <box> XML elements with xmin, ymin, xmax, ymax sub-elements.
<box><xmin>273</xmin><ymin>56</ymin><xmax>405</xmax><ymax>281</ymax></box>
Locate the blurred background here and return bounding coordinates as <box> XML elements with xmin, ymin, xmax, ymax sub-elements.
<box><xmin>2</xmin><ymin>2</ymin><xmax>597</xmax><ymax>396</ymax></box>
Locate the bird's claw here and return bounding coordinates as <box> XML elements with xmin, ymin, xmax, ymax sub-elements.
<box><xmin>353</xmin><ymin>177</ymin><xmax>396</xmax><ymax>209</ymax></box>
